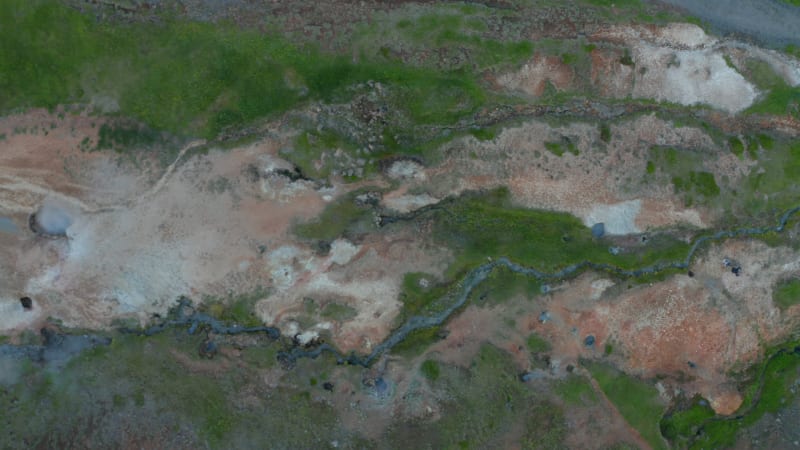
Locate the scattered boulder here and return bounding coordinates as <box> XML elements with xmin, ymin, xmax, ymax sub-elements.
<box><xmin>539</xmin><ymin>311</ymin><xmax>551</xmax><ymax>323</ymax></box>
<box><xmin>519</xmin><ymin>371</ymin><xmax>545</xmax><ymax>382</ymax></box>
<box><xmin>19</xmin><ymin>297</ymin><xmax>32</xmax><ymax>310</ymax></box>
<box><xmin>199</xmin><ymin>340</ymin><xmax>218</xmax><ymax>359</ymax></box>
<box><xmin>584</xmin><ymin>335</ymin><xmax>596</xmax><ymax>347</ymax></box>
<box><xmin>591</xmin><ymin>222</ymin><xmax>605</xmax><ymax>238</ymax></box>
<box><xmin>323</xmin><ymin>382</ymin><xmax>335</xmax><ymax>391</ymax></box>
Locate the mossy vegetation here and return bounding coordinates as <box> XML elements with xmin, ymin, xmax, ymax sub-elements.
<box><xmin>659</xmin><ymin>396</ymin><xmax>716</xmax><ymax>448</ymax></box>
<box><xmin>773</xmin><ymin>278</ymin><xmax>800</xmax><ymax>310</ymax></box>
<box><xmin>555</xmin><ymin>375</ymin><xmax>599</xmax><ymax>405</ymax></box>
<box><xmin>745</xmin><ymin>59</ymin><xmax>800</xmax><ymax>119</ymax></box>
<box><xmin>672</xmin><ymin>171</ymin><xmax>720</xmax><ymax>199</ymax></box>
<box><xmin>320</xmin><ymin>302</ymin><xmax>358</xmax><ymax>321</ymax></box>
<box><xmin>386</xmin><ymin>344</ymin><xmax>566</xmax><ymax>449</ymax></box>
<box><xmin>728</xmin><ymin>136</ymin><xmax>745</xmax><ymax>158</ymax></box>
<box><xmin>469</xmin><ymin>265</ymin><xmax>541</xmax><ymax>307</ymax></box>
<box><xmin>420</xmin><ymin>359</ymin><xmax>441</xmax><ymax>381</ymax></box>
<box><xmin>0</xmin><ymin>331</ymin><xmax>361</xmax><ymax>448</ymax></box>
<box><xmin>94</xmin><ymin>121</ymin><xmax>169</xmax><ymax>155</ymax></box>
<box><xmin>0</xmin><ymin>0</ymin><xmax>502</xmax><ymax>142</ymax></box>
<box><xmin>293</xmin><ymin>189</ymin><xmax>377</xmax><ymax>241</ymax></box>
<box><xmin>585</xmin><ymin>361</ymin><xmax>668</xmax><ymax>450</ymax></box>
<box><xmin>740</xmin><ymin>139</ymin><xmax>800</xmax><ymax>219</ymax></box>
<box><xmin>353</xmin><ymin>4</ymin><xmax>533</xmax><ymax>72</ymax></box>
<box><xmin>526</xmin><ymin>333</ymin><xmax>552</xmax><ymax>354</ymax></box>
<box><xmin>600</xmin><ymin>123</ymin><xmax>612</xmax><ymax>143</ymax></box>
<box><xmin>660</xmin><ymin>338</ymin><xmax>800</xmax><ymax>449</ymax></box>
<box><xmin>292</xmin><ymin>129</ymin><xmax>361</xmax><ymax>179</ymax></box>
<box><xmin>644</xmin><ymin>140</ymin><xmax>800</xmax><ymax>223</ymax></box>
<box><xmin>396</xmin><ymin>272</ymin><xmax>454</xmax><ymax>324</ymax></box>
<box><xmin>544</xmin><ymin>140</ymin><xmax>579</xmax><ymax>156</ymax></box>
<box><xmin>431</xmin><ymin>187</ymin><xmax>691</xmax><ymax>277</ymax></box>
<box><xmin>201</xmin><ymin>287</ymin><xmax>270</xmax><ymax>328</ymax></box>
<box><xmin>391</xmin><ymin>325</ymin><xmax>444</xmax><ymax>358</ymax></box>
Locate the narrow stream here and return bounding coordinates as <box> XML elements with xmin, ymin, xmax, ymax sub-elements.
<box><xmin>4</xmin><ymin>206</ymin><xmax>799</xmax><ymax>370</ymax></box>
<box><xmin>283</xmin><ymin>205</ymin><xmax>800</xmax><ymax>367</ymax></box>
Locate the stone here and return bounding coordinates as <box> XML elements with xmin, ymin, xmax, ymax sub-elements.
<box><xmin>591</xmin><ymin>222</ymin><xmax>605</xmax><ymax>238</ymax></box>
<box><xmin>20</xmin><ymin>297</ymin><xmax>33</xmax><ymax>310</ymax></box>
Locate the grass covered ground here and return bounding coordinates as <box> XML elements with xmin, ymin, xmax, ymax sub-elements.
<box><xmin>386</xmin><ymin>344</ymin><xmax>567</xmax><ymax>449</ymax></box>
<box><xmin>659</xmin><ymin>339</ymin><xmax>800</xmax><ymax>449</ymax></box>
<box><xmin>1</xmin><ymin>0</ymin><xmax>521</xmax><ymax>141</ymax></box>
<box><xmin>745</xmin><ymin>59</ymin><xmax>800</xmax><ymax>119</ymax></box>
<box><xmin>431</xmin><ymin>187</ymin><xmax>691</xmax><ymax>277</ymax></box>
<box><xmin>585</xmin><ymin>361</ymin><xmax>668</xmax><ymax>450</ymax></box>
<box><xmin>773</xmin><ymin>278</ymin><xmax>800</xmax><ymax>310</ymax></box>
<box><xmin>646</xmin><ymin>137</ymin><xmax>800</xmax><ymax>224</ymax></box>
<box><xmin>0</xmin><ymin>331</ymin><xmax>363</xmax><ymax>448</ymax></box>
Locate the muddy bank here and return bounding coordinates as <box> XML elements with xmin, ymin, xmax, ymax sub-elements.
<box><xmin>655</xmin><ymin>0</ymin><xmax>800</xmax><ymax>48</ymax></box>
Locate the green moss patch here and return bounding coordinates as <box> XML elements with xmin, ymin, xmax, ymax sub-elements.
<box><xmin>526</xmin><ymin>333</ymin><xmax>552</xmax><ymax>354</ymax></box>
<box><xmin>432</xmin><ymin>188</ymin><xmax>691</xmax><ymax>277</ymax></box>
<box><xmin>659</xmin><ymin>338</ymin><xmax>800</xmax><ymax>449</ymax></box>
<box><xmin>585</xmin><ymin>361</ymin><xmax>667</xmax><ymax>450</ymax></box>
<box><xmin>555</xmin><ymin>375</ymin><xmax>598</xmax><ymax>406</ymax></box>
<box><xmin>773</xmin><ymin>278</ymin><xmax>800</xmax><ymax>310</ymax></box>
<box><xmin>293</xmin><ymin>189</ymin><xmax>377</xmax><ymax>241</ymax></box>
<box><xmin>421</xmin><ymin>359</ymin><xmax>441</xmax><ymax>381</ymax></box>
<box><xmin>1</xmin><ymin>1</ymin><xmax>497</xmax><ymax>142</ymax></box>
<box><xmin>386</xmin><ymin>344</ymin><xmax>566</xmax><ymax>448</ymax></box>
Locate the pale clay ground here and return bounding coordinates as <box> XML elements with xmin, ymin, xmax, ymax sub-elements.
<box><xmin>1</xmin><ymin>23</ymin><xmax>799</xmax><ymax>418</ymax></box>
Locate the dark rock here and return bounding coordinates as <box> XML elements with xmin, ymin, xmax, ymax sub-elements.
<box><xmin>688</xmin><ymin>270</ymin><xmax>694</xmax><ymax>277</ymax></box>
<box><xmin>520</xmin><ymin>371</ymin><xmax>544</xmax><ymax>382</ymax></box>
<box><xmin>40</xmin><ymin>327</ymin><xmax>61</xmax><ymax>346</ymax></box>
<box><xmin>584</xmin><ymin>335</ymin><xmax>596</xmax><ymax>347</ymax></box>
<box><xmin>314</xmin><ymin>240</ymin><xmax>331</xmax><ymax>256</ymax></box>
<box><xmin>539</xmin><ymin>311</ymin><xmax>551</xmax><ymax>323</ymax></box>
<box><xmin>566</xmin><ymin>364</ymin><xmax>575</xmax><ymax>373</ymax></box>
<box><xmin>242</xmin><ymin>164</ymin><xmax>261</xmax><ymax>183</ymax></box>
<box><xmin>20</xmin><ymin>297</ymin><xmax>33</xmax><ymax>310</ymax></box>
<box><xmin>688</xmin><ymin>361</ymin><xmax>697</xmax><ymax>368</ymax></box>
<box><xmin>323</xmin><ymin>382</ymin><xmax>334</xmax><ymax>391</ymax></box>
<box><xmin>199</xmin><ymin>340</ymin><xmax>218</xmax><ymax>359</ymax></box>
<box><xmin>732</xmin><ymin>266</ymin><xmax>741</xmax><ymax>276</ymax></box>
<box><xmin>28</xmin><ymin>213</ymin><xmax>39</xmax><ymax>233</ymax></box>
<box><xmin>274</xmin><ymin>167</ymin><xmax>308</xmax><ymax>182</ymax></box>
<box><xmin>374</xmin><ymin>377</ymin><xmax>389</xmax><ymax>396</ymax></box>
<box><xmin>591</xmin><ymin>223</ymin><xmax>605</xmax><ymax>238</ymax></box>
